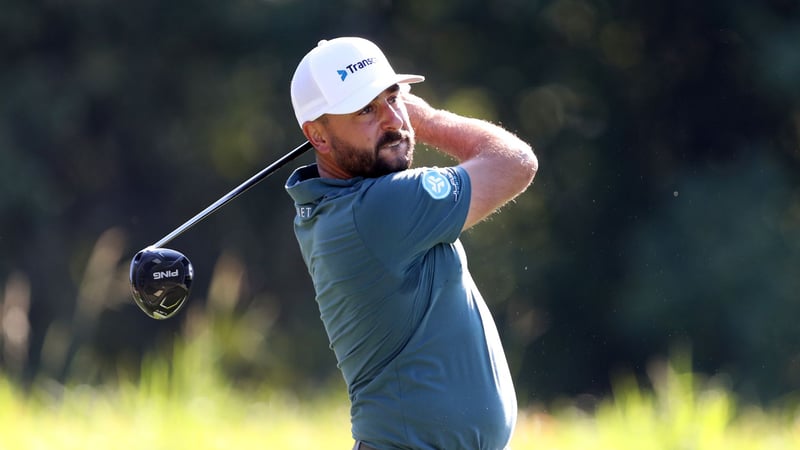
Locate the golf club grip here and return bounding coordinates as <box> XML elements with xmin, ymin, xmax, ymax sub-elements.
<box><xmin>151</xmin><ymin>140</ymin><xmax>313</xmax><ymax>248</ymax></box>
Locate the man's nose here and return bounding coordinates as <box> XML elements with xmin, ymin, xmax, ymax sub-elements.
<box><xmin>379</xmin><ymin>101</ymin><xmax>404</xmax><ymax>130</ymax></box>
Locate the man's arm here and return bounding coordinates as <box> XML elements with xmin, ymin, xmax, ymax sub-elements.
<box><xmin>403</xmin><ymin>93</ymin><xmax>538</xmax><ymax>230</ymax></box>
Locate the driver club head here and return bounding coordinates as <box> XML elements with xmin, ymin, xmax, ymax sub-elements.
<box><xmin>129</xmin><ymin>247</ymin><xmax>193</xmax><ymax>320</ymax></box>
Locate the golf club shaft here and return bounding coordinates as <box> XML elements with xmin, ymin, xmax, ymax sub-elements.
<box><xmin>152</xmin><ymin>140</ymin><xmax>313</xmax><ymax>248</ymax></box>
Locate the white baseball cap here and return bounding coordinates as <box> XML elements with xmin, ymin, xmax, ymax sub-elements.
<box><xmin>290</xmin><ymin>37</ymin><xmax>425</xmax><ymax>127</ymax></box>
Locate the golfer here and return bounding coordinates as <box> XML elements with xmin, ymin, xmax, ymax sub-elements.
<box><xmin>285</xmin><ymin>37</ymin><xmax>537</xmax><ymax>450</ymax></box>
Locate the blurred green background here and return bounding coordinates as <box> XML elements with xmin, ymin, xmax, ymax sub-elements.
<box><xmin>1</xmin><ymin>0</ymin><xmax>799</xmax><ymax>412</ymax></box>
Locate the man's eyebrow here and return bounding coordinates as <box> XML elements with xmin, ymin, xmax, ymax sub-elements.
<box><xmin>387</xmin><ymin>84</ymin><xmax>400</xmax><ymax>93</ymax></box>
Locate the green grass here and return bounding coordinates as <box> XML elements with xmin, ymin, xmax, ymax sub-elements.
<box><xmin>0</xmin><ymin>334</ymin><xmax>355</xmax><ymax>450</ymax></box>
<box><xmin>5</xmin><ymin>233</ymin><xmax>797</xmax><ymax>448</ymax></box>
<box><xmin>513</xmin><ymin>355</ymin><xmax>800</xmax><ymax>450</ymax></box>
<box><xmin>0</xmin><ymin>376</ymin><xmax>352</xmax><ymax>449</ymax></box>
<box><xmin>2</xmin><ymin>349</ymin><xmax>799</xmax><ymax>450</ymax></box>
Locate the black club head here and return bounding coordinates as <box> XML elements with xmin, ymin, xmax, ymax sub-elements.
<box><xmin>129</xmin><ymin>247</ymin><xmax>193</xmax><ymax>319</ymax></box>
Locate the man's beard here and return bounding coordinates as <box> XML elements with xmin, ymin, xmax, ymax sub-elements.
<box><xmin>329</xmin><ymin>130</ymin><xmax>415</xmax><ymax>178</ymax></box>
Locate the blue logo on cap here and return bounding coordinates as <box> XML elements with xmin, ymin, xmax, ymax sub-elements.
<box><xmin>337</xmin><ymin>57</ymin><xmax>377</xmax><ymax>82</ymax></box>
<box><xmin>422</xmin><ymin>170</ymin><xmax>451</xmax><ymax>200</ymax></box>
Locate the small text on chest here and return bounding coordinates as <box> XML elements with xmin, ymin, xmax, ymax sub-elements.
<box><xmin>296</xmin><ymin>206</ymin><xmax>313</xmax><ymax>218</ymax></box>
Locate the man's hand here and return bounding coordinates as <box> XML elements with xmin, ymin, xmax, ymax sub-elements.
<box><xmin>401</xmin><ymin>91</ymin><xmax>435</xmax><ymax>140</ymax></box>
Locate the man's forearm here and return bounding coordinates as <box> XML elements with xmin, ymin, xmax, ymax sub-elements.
<box><xmin>405</xmin><ymin>94</ymin><xmax>533</xmax><ymax>165</ymax></box>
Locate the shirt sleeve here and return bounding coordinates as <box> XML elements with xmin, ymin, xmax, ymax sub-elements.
<box><xmin>353</xmin><ymin>166</ymin><xmax>471</xmax><ymax>270</ymax></box>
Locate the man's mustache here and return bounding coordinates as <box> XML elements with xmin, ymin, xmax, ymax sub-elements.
<box><xmin>376</xmin><ymin>130</ymin><xmax>411</xmax><ymax>150</ymax></box>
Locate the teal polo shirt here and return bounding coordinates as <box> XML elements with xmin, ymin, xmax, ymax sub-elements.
<box><xmin>286</xmin><ymin>164</ymin><xmax>517</xmax><ymax>450</ymax></box>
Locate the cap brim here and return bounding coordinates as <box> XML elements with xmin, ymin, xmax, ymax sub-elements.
<box><xmin>325</xmin><ymin>74</ymin><xmax>425</xmax><ymax>116</ymax></box>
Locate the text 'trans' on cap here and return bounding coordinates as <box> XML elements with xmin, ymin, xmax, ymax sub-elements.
<box><xmin>290</xmin><ymin>37</ymin><xmax>425</xmax><ymax>128</ymax></box>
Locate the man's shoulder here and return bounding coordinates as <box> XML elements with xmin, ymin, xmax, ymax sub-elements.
<box><xmin>366</xmin><ymin>166</ymin><xmax>467</xmax><ymax>201</ymax></box>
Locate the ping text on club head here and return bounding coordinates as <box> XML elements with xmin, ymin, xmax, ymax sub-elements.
<box><xmin>153</xmin><ymin>269</ymin><xmax>179</xmax><ymax>280</ymax></box>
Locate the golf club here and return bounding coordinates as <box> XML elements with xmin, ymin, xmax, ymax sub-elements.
<box><xmin>129</xmin><ymin>140</ymin><xmax>313</xmax><ymax>319</ymax></box>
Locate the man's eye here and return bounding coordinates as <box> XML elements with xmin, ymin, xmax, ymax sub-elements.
<box><xmin>359</xmin><ymin>105</ymin><xmax>374</xmax><ymax>115</ymax></box>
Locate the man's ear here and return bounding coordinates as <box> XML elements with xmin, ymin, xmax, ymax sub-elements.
<box><xmin>302</xmin><ymin>121</ymin><xmax>329</xmax><ymax>153</ymax></box>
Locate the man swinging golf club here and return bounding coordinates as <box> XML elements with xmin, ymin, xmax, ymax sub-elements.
<box><xmin>286</xmin><ymin>37</ymin><xmax>538</xmax><ymax>450</ymax></box>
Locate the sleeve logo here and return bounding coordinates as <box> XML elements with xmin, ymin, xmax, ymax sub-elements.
<box><xmin>422</xmin><ymin>170</ymin><xmax>452</xmax><ymax>200</ymax></box>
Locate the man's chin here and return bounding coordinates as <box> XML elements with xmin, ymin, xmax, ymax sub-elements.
<box><xmin>368</xmin><ymin>154</ymin><xmax>412</xmax><ymax>178</ymax></box>
<box><xmin>365</xmin><ymin>138</ymin><xmax>412</xmax><ymax>176</ymax></box>
<box><xmin>389</xmin><ymin>151</ymin><xmax>414</xmax><ymax>172</ymax></box>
